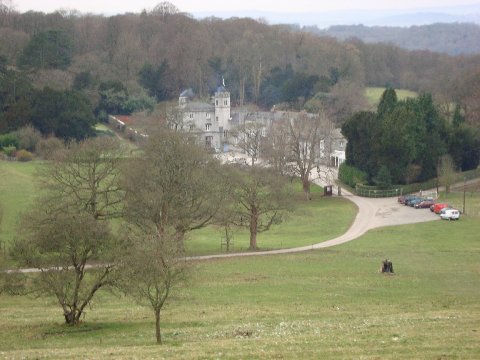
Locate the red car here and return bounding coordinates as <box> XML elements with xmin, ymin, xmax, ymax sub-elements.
<box><xmin>431</xmin><ymin>203</ymin><xmax>449</xmax><ymax>214</ymax></box>
<box><xmin>415</xmin><ymin>199</ymin><xmax>435</xmax><ymax>209</ymax></box>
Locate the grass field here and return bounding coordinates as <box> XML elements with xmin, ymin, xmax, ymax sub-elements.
<box><xmin>186</xmin><ymin>185</ymin><xmax>356</xmax><ymax>255</ymax></box>
<box><xmin>1</xmin><ymin>159</ymin><xmax>479</xmax><ymax>358</ymax></box>
<box><xmin>439</xmin><ymin>189</ymin><xmax>480</xmax><ymax>218</ymax></box>
<box><xmin>365</xmin><ymin>87</ymin><xmax>418</xmax><ymax>109</ymax></box>
<box><xmin>1</xmin><ymin>217</ymin><xmax>479</xmax><ymax>358</ymax></box>
<box><xmin>0</xmin><ymin>160</ymin><xmax>39</xmax><ymax>253</ymax></box>
<box><xmin>0</xmin><ymin>160</ymin><xmax>357</xmax><ymax>255</ymax></box>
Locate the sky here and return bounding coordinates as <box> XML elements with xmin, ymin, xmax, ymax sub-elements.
<box><xmin>7</xmin><ymin>0</ymin><xmax>480</xmax><ymax>15</ymax></box>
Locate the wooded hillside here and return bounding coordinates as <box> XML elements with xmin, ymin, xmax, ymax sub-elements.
<box><xmin>315</xmin><ymin>23</ymin><xmax>480</xmax><ymax>56</ymax></box>
<box><xmin>1</xmin><ymin>2</ymin><xmax>480</xmax><ymax>127</ymax></box>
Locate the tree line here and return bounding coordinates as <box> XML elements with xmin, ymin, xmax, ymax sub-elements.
<box><xmin>2</xmin><ymin>131</ymin><xmax>293</xmax><ymax>343</ymax></box>
<box><xmin>0</xmin><ymin>1</ymin><xmax>479</xmax><ymax>127</ymax></box>
<box><xmin>316</xmin><ymin>23</ymin><xmax>480</xmax><ymax>56</ymax></box>
<box><xmin>341</xmin><ymin>88</ymin><xmax>480</xmax><ymax>187</ymax></box>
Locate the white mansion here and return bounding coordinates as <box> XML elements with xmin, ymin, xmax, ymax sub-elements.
<box><xmin>173</xmin><ymin>87</ymin><xmax>346</xmax><ymax>167</ymax></box>
<box><xmin>176</xmin><ymin>86</ymin><xmax>232</xmax><ymax>152</ymax></box>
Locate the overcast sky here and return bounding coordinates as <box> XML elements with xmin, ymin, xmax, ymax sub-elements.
<box><xmin>9</xmin><ymin>0</ymin><xmax>480</xmax><ymax>15</ymax></box>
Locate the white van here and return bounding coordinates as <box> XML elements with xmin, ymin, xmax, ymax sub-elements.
<box><xmin>440</xmin><ymin>209</ymin><xmax>460</xmax><ymax>220</ymax></box>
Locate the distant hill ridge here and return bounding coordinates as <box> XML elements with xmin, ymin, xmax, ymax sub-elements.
<box><xmin>309</xmin><ymin>23</ymin><xmax>480</xmax><ymax>56</ymax></box>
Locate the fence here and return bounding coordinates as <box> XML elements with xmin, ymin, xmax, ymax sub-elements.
<box><xmin>355</xmin><ymin>185</ymin><xmax>403</xmax><ymax>198</ymax></box>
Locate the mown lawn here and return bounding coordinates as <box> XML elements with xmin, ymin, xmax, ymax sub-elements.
<box><xmin>0</xmin><ymin>160</ymin><xmax>39</xmax><ymax>252</ymax></box>
<box><xmin>365</xmin><ymin>87</ymin><xmax>418</xmax><ymax>108</ymax></box>
<box><xmin>1</xmin><ymin>216</ymin><xmax>479</xmax><ymax>359</ymax></box>
<box><xmin>0</xmin><ymin>160</ymin><xmax>357</xmax><ymax>255</ymax></box>
<box><xmin>186</xmin><ymin>189</ymin><xmax>356</xmax><ymax>255</ymax></box>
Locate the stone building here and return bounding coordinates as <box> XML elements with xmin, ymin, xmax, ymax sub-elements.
<box><xmin>176</xmin><ymin>87</ymin><xmax>231</xmax><ymax>152</ymax></box>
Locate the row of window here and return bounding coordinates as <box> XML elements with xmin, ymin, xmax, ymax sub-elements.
<box><xmin>188</xmin><ymin>113</ymin><xmax>221</xmax><ymax>122</ymax></box>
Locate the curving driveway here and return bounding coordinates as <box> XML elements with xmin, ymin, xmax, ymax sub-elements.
<box><xmin>10</xmin><ymin>185</ymin><xmax>440</xmax><ymax>271</ymax></box>
<box><xmin>187</xmin><ymin>186</ymin><xmax>439</xmax><ymax>261</ymax></box>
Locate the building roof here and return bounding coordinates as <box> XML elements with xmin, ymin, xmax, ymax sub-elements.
<box><xmin>182</xmin><ymin>102</ymin><xmax>214</xmax><ymax>112</ymax></box>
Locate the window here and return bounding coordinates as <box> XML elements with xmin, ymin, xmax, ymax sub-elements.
<box><xmin>223</xmin><ymin>130</ymin><xmax>228</xmax><ymax>138</ymax></box>
<box><xmin>205</xmin><ymin>123</ymin><xmax>211</xmax><ymax>131</ymax></box>
<box><xmin>224</xmin><ymin>100</ymin><xmax>228</xmax><ymax>105</ymax></box>
<box><xmin>215</xmin><ymin>100</ymin><xmax>218</xmax><ymax>106</ymax></box>
<box><xmin>189</xmin><ymin>113</ymin><xmax>193</xmax><ymax>119</ymax></box>
<box><xmin>206</xmin><ymin>112</ymin><xmax>211</xmax><ymax>119</ymax></box>
<box><xmin>205</xmin><ymin>136</ymin><xmax>213</xmax><ymax>148</ymax></box>
<box><xmin>189</xmin><ymin>125</ymin><xmax>195</xmax><ymax>131</ymax></box>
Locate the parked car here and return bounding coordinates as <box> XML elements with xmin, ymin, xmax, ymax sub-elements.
<box><xmin>408</xmin><ymin>198</ymin><xmax>424</xmax><ymax>207</ymax></box>
<box><xmin>415</xmin><ymin>199</ymin><xmax>435</xmax><ymax>209</ymax></box>
<box><xmin>405</xmin><ymin>196</ymin><xmax>422</xmax><ymax>206</ymax></box>
<box><xmin>440</xmin><ymin>208</ymin><xmax>460</xmax><ymax>220</ymax></box>
<box><xmin>432</xmin><ymin>203</ymin><xmax>449</xmax><ymax>214</ymax></box>
<box><xmin>439</xmin><ymin>207</ymin><xmax>454</xmax><ymax>215</ymax></box>
<box><xmin>398</xmin><ymin>194</ymin><xmax>418</xmax><ymax>205</ymax></box>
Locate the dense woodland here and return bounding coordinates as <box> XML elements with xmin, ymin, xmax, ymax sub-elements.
<box><xmin>1</xmin><ymin>2</ymin><xmax>480</xmax><ymax>127</ymax></box>
<box><xmin>0</xmin><ymin>2</ymin><xmax>480</xmax><ymax>184</ymax></box>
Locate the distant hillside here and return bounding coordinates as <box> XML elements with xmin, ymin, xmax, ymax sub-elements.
<box><xmin>314</xmin><ymin>23</ymin><xmax>480</xmax><ymax>56</ymax></box>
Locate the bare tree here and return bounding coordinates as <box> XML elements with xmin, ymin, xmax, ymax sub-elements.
<box><xmin>12</xmin><ymin>138</ymin><xmax>126</xmax><ymax>325</ymax></box>
<box><xmin>39</xmin><ymin>137</ymin><xmax>126</xmax><ymax>220</ymax></box>
<box><xmin>119</xmin><ymin>227</ymin><xmax>186</xmax><ymax>344</ymax></box>
<box><xmin>286</xmin><ymin>112</ymin><xmax>323</xmax><ymax>200</ymax></box>
<box><xmin>231</xmin><ymin>118</ymin><xmax>265</xmax><ymax>166</ymax></box>
<box><xmin>438</xmin><ymin>154</ymin><xmax>458</xmax><ymax>195</ymax></box>
<box><xmin>120</xmin><ymin>129</ymin><xmax>225</xmax><ymax>342</ymax></box>
<box><xmin>262</xmin><ymin>116</ymin><xmax>290</xmax><ymax>176</ymax></box>
<box><xmin>14</xmin><ymin>210</ymin><xmax>115</xmax><ymax>325</ymax></box>
<box><xmin>151</xmin><ymin>2</ymin><xmax>180</xmax><ymax>18</ymax></box>
<box><xmin>226</xmin><ymin>165</ymin><xmax>291</xmax><ymax>250</ymax></box>
<box><xmin>122</xmin><ymin>129</ymin><xmax>223</xmax><ymax>248</ymax></box>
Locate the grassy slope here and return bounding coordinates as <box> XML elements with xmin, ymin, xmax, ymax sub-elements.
<box><xmin>187</xmin><ymin>188</ymin><xmax>356</xmax><ymax>255</ymax></box>
<box><xmin>1</xmin><ymin>217</ymin><xmax>479</xmax><ymax>358</ymax></box>
<box><xmin>365</xmin><ymin>87</ymin><xmax>418</xmax><ymax>108</ymax></box>
<box><xmin>0</xmin><ymin>161</ymin><xmax>38</xmax><ymax>249</ymax></box>
<box><xmin>0</xmin><ymin>160</ymin><xmax>357</xmax><ymax>254</ymax></box>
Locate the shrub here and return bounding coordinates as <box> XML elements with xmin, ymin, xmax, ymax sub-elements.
<box><xmin>339</xmin><ymin>163</ymin><xmax>368</xmax><ymax>188</ymax></box>
<box><xmin>0</xmin><ymin>133</ymin><xmax>18</xmax><ymax>149</ymax></box>
<box><xmin>14</xmin><ymin>125</ymin><xmax>42</xmax><ymax>152</ymax></box>
<box><xmin>36</xmin><ymin>136</ymin><xmax>64</xmax><ymax>160</ymax></box>
<box><xmin>3</xmin><ymin>145</ymin><xmax>16</xmax><ymax>158</ymax></box>
<box><xmin>16</xmin><ymin>149</ymin><xmax>33</xmax><ymax>162</ymax></box>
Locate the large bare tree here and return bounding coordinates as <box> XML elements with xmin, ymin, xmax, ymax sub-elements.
<box><xmin>226</xmin><ymin>165</ymin><xmax>291</xmax><ymax>250</ymax></box>
<box><xmin>286</xmin><ymin>112</ymin><xmax>323</xmax><ymax>200</ymax></box>
<box><xmin>120</xmin><ymin>129</ymin><xmax>223</xmax><ymax>342</ymax></box>
<box><xmin>231</xmin><ymin>119</ymin><xmax>266</xmax><ymax>166</ymax></box>
<box><xmin>119</xmin><ymin>227</ymin><xmax>186</xmax><ymax>344</ymax></box>
<box><xmin>13</xmin><ymin>138</ymin><xmax>126</xmax><ymax>325</ymax></box>
<box><xmin>122</xmin><ymin>129</ymin><xmax>223</xmax><ymax>248</ymax></box>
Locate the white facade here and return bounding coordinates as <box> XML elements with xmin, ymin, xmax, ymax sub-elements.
<box><xmin>177</xmin><ymin>87</ymin><xmax>232</xmax><ymax>152</ymax></box>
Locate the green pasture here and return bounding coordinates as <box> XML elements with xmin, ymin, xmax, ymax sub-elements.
<box><xmin>365</xmin><ymin>87</ymin><xmax>418</xmax><ymax>108</ymax></box>
<box><xmin>0</xmin><ymin>160</ymin><xmax>357</xmax><ymax>255</ymax></box>
<box><xmin>186</xmin><ymin>184</ymin><xmax>356</xmax><ymax>255</ymax></box>
<box><xmin>1</xmin><ymin>158</ymin><xmax>479</xmax><ymax>358</ymax></box>
<box><xmin>0</xmin><ymin>160</ymin><xmax>39</xmax><ymax>252</ymax></box>
<box><xmin>1</xmin><ymin>217</ymin><xmax>479</xmax><ymax>358</ymax></box>
<box><xmin>439</xmin><ymin>188</ymin><xmax>480</xmax><ymax>218</ymax></box>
